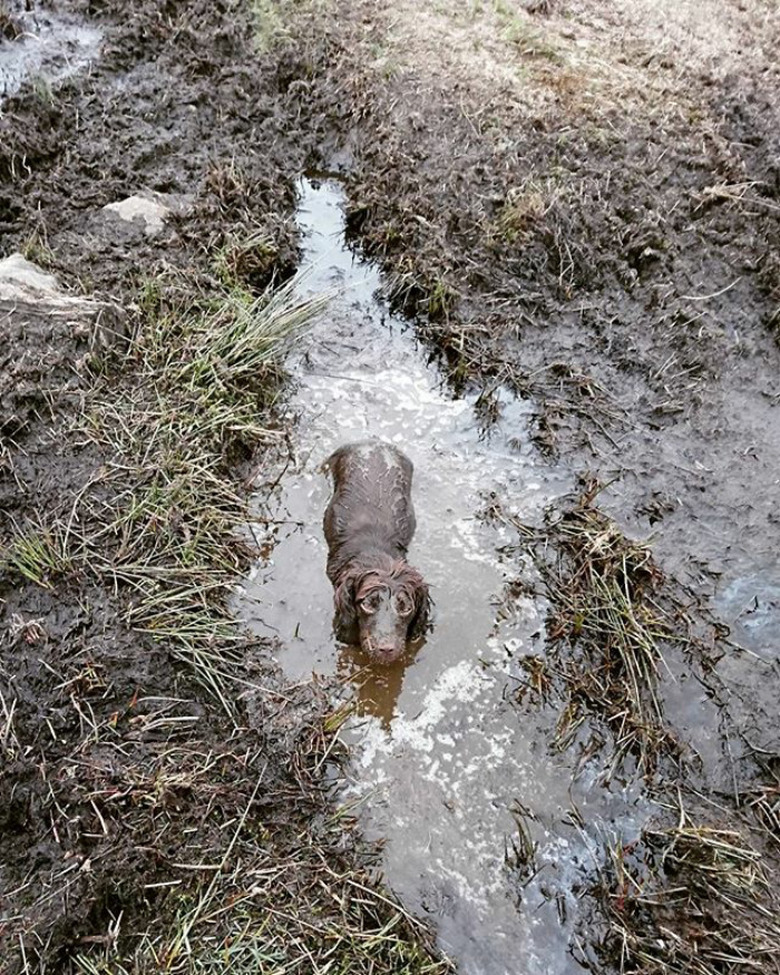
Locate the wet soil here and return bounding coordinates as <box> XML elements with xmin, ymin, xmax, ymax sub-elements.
<box><xmin>2</xmin><ymin>0</ymin><xmax>780</xmax><ymax>972</ymax></box>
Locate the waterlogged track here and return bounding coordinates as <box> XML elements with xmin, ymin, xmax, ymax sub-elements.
<box><xmin>0</xmin><ymin>6</ymin><xmax>101</xmax><ymax>102</ymax></box>
<box><xmin>236</xmin><ymin>180</ymin><xmax>653</xmax><ymax>974</ymax></box>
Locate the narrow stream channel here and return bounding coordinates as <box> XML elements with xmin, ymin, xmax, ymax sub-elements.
<box><xmin>237</xmin><ymin>178</ymin><xmax>652</xmax><ymax>974</ymax></box>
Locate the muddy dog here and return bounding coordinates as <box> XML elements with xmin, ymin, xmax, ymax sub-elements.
<box><xmin>323</xmin><ymin>441</ymin><xmax>431</xmax><ymax>664</ymax></box>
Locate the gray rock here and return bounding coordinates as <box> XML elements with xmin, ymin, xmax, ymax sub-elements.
<box><xmin>103</xmin><ymin>194</ymin><xmax>171</xmax><ymax>237</ymax></box>
<box><xmin>101</xmin><ymin>190</ymin><xmax>191</xmax><ymax>238</ymax></box>
<box><xmin>0</xmin><ymin>253</ymin><xmax>62</xmax><ymax>301</ymax></box>
<box><xmin>0</xmin><ymin>252</ymin><xmax>127</xmax><ymax>356</ymax></box>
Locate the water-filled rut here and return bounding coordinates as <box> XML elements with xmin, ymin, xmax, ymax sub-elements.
<box><xmin>236</xmin><ymin>179</ymin><xmax>652</xmax><ymax>974</ymax></box>
<box><xmin>0</xmin><ymin>6</ymin><xmax>101</xmax><ymax>102</ymax></box>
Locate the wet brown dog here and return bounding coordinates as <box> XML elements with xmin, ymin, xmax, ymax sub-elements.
<box><xmin>323</xmin><ymin>441</ymin><xmax>431</xmax><ymax>664</ymax></box>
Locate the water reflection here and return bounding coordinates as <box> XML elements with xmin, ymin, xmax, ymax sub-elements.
<box><xmin>337</xmin><ymin>642</ymin><xmax>423</xmax><ymax>729</ymax></box>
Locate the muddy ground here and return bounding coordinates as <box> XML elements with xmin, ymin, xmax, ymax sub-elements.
<box><xmin>1</xmin><ymin>0</ymin><xmax>779</xmax><ymax>973</ymax></box>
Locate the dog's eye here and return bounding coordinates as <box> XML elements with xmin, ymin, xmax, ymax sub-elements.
<box><xmin>360</xmin><ymin>594</ymin><xmax>379</xmax><ymax>614</ymax></box>
<box><xmin>395</xmin><ymin>592</ymin><xmax>413</xmax><ymax>617</ymax></box>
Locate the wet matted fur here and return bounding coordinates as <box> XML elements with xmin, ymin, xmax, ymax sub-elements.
<box><xmin>323</xmin><ymin>441</ymin><xmax>431</xmax><ymax>663</ymax></box>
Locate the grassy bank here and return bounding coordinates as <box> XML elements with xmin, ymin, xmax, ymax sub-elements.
<box><xmin>1</xmin><ymin>248</ymin><xmax>449</xmax><ymax>972</ymax></box>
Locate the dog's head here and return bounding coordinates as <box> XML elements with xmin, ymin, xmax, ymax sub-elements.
<box><xmin>333</xmin><ymin>559</ymin><xmax>431</xmax><ymax>664</ymax></box>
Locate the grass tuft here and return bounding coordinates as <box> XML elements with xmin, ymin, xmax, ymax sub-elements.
<box><xmin>505</xmin><ymin>483</ymin><xmax>681</xmax><ymax>774</ymax></box>
<box><xmin>4</xmin><ymin>271</ymin><xmax>330</xmax><ymax>712</ymax></box>
<box><xmin>251</xmin><ymin>0</ymin><xmax>289</xmax><ymax>52</ymax></box>
<box><xmin>600</xmin><ymin>802</ymin><xmax>780</xmax><ymax>975</ymax></box>
<box><xmin>2</xmin><ymin>522</ymin><xmax>72</xmax><ymax>588</ymax></box>
<box><xmin>213</xmin><ymin>228</ymin><xmax>279</xmax><ymax>289</ymax></box>
<box><xmin>20</xmin><ymin>225</ymin><xmax>56</xmax><ymax>269</ymax></box>
<box><xmin>496</xmin><ymin>178</ymin><xmax>554</xmax><ymax>243</ymax></box>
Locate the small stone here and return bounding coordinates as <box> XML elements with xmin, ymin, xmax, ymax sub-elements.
<box><xmin>102</xmin><ymin>193</ymin><xmax>172</xmax><ymax>237</ymax></box>
<box><xmin>0</xmin><ymin>253</ymin><xmax>62</xmax><ymax>301</ymax></box>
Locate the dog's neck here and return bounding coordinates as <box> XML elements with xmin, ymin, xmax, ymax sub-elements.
<box><xmin>327</xmin><ymin>540</ymin><xmax>405</xmax><ymax>584</ymax></box>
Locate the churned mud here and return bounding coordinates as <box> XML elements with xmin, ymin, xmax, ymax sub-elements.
<box><xmin>1</xmin><ymin>0</ymin><xmax>780</xmax><ymax>972</ymax></box>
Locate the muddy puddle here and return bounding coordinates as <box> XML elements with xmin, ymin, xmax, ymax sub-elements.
<box><xmin>0</xmin><ymin>4</ymin><xmax>101</xmax><ymax>102</ymax></box>
<box><xmin>236</xmin><ymin>179</ymin><xmax>655</xmax><ymax>974</ymax></box>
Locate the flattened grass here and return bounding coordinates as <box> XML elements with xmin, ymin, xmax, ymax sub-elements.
<box><xmin>508</xmin><ymin>485</ymin><xmax>676</xmax><ymax>774</ymax></box>
<box><xmin>600</xmin><ymin>801</ymin><xmax>780</xmax><ymax>975</ymax></box>
<box><xmin>61</xmin><ymin>725</ymin><xmax>451</xmax><ymax>975</ymax></box>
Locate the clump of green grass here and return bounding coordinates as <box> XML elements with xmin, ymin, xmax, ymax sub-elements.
<box><xmin>148</xmin><ymin>276</ymin><xmax>318</xmax><ymax>399</ymax></box>
<box><xmin>20</xmin><ymin>226</ymin><xmax>56</xmax><ymax>269</ymax></box>
<box><xmin>426</xmin><ymin>276</ymin><xmax>455</xmax><ymax>321</ymax></box>
<box><xmin>2</xmin><ymin>522</ymin><xmax>71</xmax><ymax>588</ymax></box>
<box><xmin>600</xmin><ymin>803</ymin><xmax>780</xmax><ymax>975</ymax></box>
<box><xmin>213</xmin><ymin>228</ymin><xmax>278</xmax><ymax>290</ymax></box>
<box><xmin>251</xmin><ymin>0</ymin><xmax>289</xmax><ymax>52</ymax></box>
<box><xmin>95</xmin><ymin>276</ymin><xmax>327</xmax><ymax>704</ymax></box>
<box><xmin>496</xmin><ymin>179</ymin><xmax>551</xmax><ymax>243</ymax></box>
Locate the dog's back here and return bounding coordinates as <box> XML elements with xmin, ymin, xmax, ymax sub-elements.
<box><xmin>323</xmin><ymin>441</ymin><xmax>416</xmax><ymax>579</ymax></box>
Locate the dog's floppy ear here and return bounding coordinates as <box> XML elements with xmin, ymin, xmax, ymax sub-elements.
<box><xmin>407</xmin><ymin>571</ymin><xmax>433</xmax><ymax>642</ymax></box>
<box><xmin>333</xmin><ymin>567</ymin><xmax>360</xmax><ymax>644</ymax></box>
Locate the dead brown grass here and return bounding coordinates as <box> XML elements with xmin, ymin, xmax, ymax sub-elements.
<box><xmin>600</xmin><ymin>799</ymin><xmax>780</xmax><ymax>975</ymax></box>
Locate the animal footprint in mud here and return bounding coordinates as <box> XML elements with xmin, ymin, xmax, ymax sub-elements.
<box><xmin>322</xmin><ymin>440</ymin><xmax>432</xmax><ymax>664</ymax></box>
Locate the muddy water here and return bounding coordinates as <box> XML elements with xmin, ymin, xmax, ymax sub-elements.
<box><xmin>0</xmin><ymin>5</ymin><xmax>101</xmax><ymax>102</ymax></box>
<box><xmin>237</xmin><ymin>180</ymin><xmax>652</xmax><ymax>974</ymax></box>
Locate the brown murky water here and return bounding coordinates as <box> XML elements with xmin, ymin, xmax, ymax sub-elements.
<box><xmin>237</xmin><ymin>179</ymin><xmax>654</xmax><ymax>974</ymax></box>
